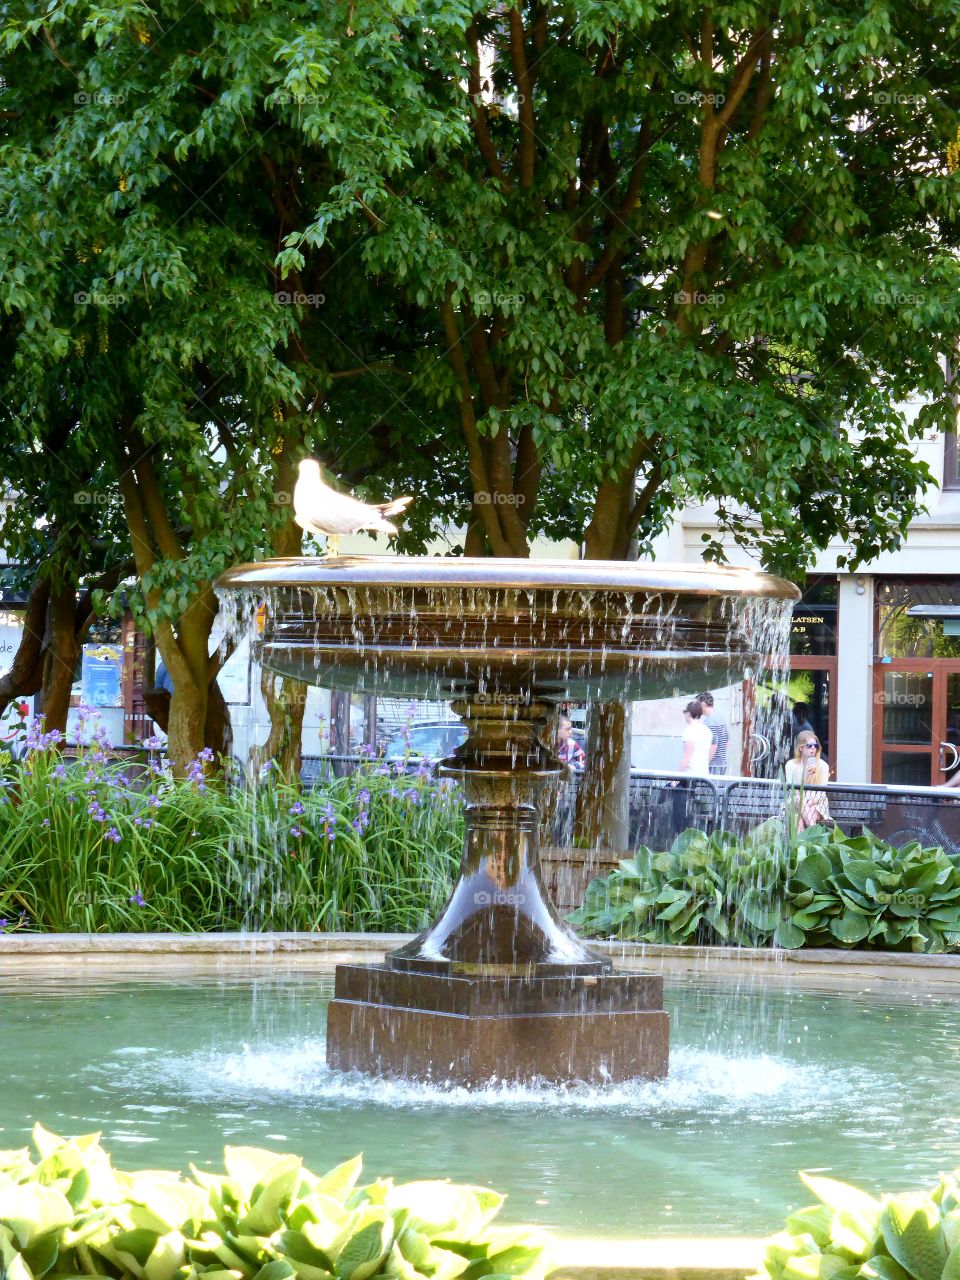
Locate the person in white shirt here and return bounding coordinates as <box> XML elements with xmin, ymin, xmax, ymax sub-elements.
<box><xmin>679</xmin><ymin>700</ymin><xmax>713</xmax><ymax>775</ymax></box>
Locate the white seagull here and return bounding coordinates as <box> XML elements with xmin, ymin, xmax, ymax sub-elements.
<box><xmin>293</xmin><ymin>459</ymin><xmax>413</xmax><ymax>556</ymax></box>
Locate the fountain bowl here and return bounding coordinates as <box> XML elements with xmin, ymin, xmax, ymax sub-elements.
<box><xmin>217</xmin><ymin>556</ymin><xmax>798</xmax><ymax>702</ymax></box>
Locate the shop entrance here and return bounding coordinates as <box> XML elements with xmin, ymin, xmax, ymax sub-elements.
<box><xmin>873</xmin><ymin>578</ymin><xmax>960</xmax><ymax>787</ymax></box>
<box><xmin>872</xmin><ymin>662</ymin><xmax>960</xmax><ymax>786</ymax></box>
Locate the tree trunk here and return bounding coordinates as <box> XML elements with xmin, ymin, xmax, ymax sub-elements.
<box><xmin>572</xmin><ymin>488</ymin><xmax>635</xmax><ymax>849</ymax></box>
<box><xmin>252</xmin><ymin>668</ymin><xmax>306</xmax><ymax>780</ymax></box>
<box><xmin>573</xmin><ymin>701</ymin><xmax>631</xmax><ymax>850</ymax></box>
<box><xmin>167</xmin><ymin>682</ymin><xmax>207</xmax><ymax>770</ymax></box>
<box><xmin>0</xmin><ymin>576</ymin><xmax>49</xmax><ymax>719</ymax></box>
<box><xmin>204</xmin><ymin>676</ymin><xmax>233</xmax><ymax>759</ymax></box>
<box><xmin>157</xmin><ymin>590</ymin><xmax>217</xmax><ymax>774</ymax></box>
<box><xmin>39</xmin><ymin>570</ymin><xmax>81</xmax><ymax>735</ymax></box>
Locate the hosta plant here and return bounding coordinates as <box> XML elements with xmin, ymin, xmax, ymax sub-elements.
<box><xmin>567</xmin><ymin>824</ymin><xmax>793</xmax><ymax>948</ymax></box>
<box><xmin>781</xmin><ymin>826</ymin><xmax>960</xmax><ymax>953</ymax></box>
<box><xmin>756</xmin><ymin>1167</ymin><xmax>960</xmax><ymax>1280</ymax></box>
<box><xmin>0</xmin><ymin>1126</ymin><xmax>549</xmax><ymax>1280</ymax></box>
<box><xmin>568</xmin><ymin>824</ymin><xmax>960</xmax><ymax>953</ymax></box>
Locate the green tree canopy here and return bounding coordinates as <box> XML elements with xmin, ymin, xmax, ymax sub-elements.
<box><xmin>3</xmin><ymin>0</ymin><xmax>960</xmax><ymax>790</ymax></box>
<box><xmin>276</xmin><ymin>0</ymin><xmax>960</xmax><ymax>574</ymax></box>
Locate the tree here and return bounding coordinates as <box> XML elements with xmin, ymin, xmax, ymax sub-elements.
<box><xmin>284</xmin><ymin>0</ymin><xmax>960</xmax><ymax>573</ymax></box>
<box><xmin>277</xmin><ymin>0</ymin><xmax>960</xmax><ymax>840</ymax></box>
<box><xmin>5</xmin><ymin>0</ymin><xmax>960</xmax><ymax>808</ymax></box>
<box><xmin>0</xmin><ymin>0</ymin><xmax>458</xmax><ymax>769</ymax></box>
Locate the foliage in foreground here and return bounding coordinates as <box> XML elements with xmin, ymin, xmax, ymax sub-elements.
<box><xmin>0</xmin><ymin>736</ymin><xmax>461</xmax><ymax>934</ymax></box>
<box><xmin>0</xmin><ymin>1126</ymin><xmax>548</xmax><ymax>1280</ymax></box>
<box><xmin>568</xmin><ymin>823</ymin><xmax>960</xmax><ymax>953</ymax></box>
<box><xmin>756</xmin><ymin>1167</ymin><xmax>960</xmax><ymax>1280</ymax></box>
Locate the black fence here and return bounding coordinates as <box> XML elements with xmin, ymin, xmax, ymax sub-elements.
<box><xmin>718</xmin><ymin>776</ymin><xmax>960</xmax><ymax>855</ymax></box>
<box><xmin>300</xmin><ymin>755</ymin><xmax>960</xmax><ymax>855</ymax></box>
<box><xmin>622</xmin><ymin>771</ymin><xmax>960</xmax><ymax>855</ymax></box>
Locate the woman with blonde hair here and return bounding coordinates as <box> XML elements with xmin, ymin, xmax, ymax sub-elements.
<box><xmin>784</xmin><ymin>730</ymin><xmax>831</xmax><ymax>830</ymax></box>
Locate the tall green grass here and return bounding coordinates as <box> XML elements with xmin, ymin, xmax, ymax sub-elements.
<box><xmin>0</xmin><ymin>724</ymin><xmax>462</xmax><ymax>933</ymax></box>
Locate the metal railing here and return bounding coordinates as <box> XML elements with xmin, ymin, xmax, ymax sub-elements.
<box><xmin>300</xmin><ymin>754</ymin><xmax>960</xmax><ymax>854</ymax></box>
<box><xmin>719</xmin><ymin>776</ymin><xmax>960</xmax><ymax>854</ymax></box>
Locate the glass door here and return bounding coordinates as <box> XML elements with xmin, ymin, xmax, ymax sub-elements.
<box><xmin>942</xmin><ymin>671</ymin><xmax>960</xmax><ymax>785</ymax></box>
<box><xmin>873</xmin><ymin>662</ymin><xmax>960</xmax><ymax>785</ymax></box>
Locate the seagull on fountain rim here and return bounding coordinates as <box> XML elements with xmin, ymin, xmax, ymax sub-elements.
<box><xmin>293</xmin><ymin>459</ymin><xmax>413</xmax><ymax>557</ymax></box>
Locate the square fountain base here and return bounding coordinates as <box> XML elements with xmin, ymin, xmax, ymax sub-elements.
<box><xmin>325</xmin><ymin>964</ymin><xmax>669</xmax><ymax>1086</ymax></box>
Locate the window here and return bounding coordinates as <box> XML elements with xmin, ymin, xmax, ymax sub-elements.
<box><xmin>790</xmin><ymin>576</ymin><xmax>838</xmax><ymax>656</ymax></box>
<box><xmin>946</xmin><ymin>430</ymin><xmax>960</xmax><ymax>491</ymax></box>
<box><xmin>875</xmin><ymin>577</ymin><xmax>960</xmax><ymax>659</ymax></box>
<box><xmin>945</xmin><ymin>356</ymin><xmax>960</xmax><ymax>490</ymax></box>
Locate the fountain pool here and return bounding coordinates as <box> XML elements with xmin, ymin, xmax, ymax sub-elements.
<box><xmin>2</xmin><ymin>959</ymin><xmax>956</xmax><ymax>1239</ymax></box>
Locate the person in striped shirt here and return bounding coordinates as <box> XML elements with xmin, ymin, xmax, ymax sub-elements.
<box><xmin>697</xmin><ymin>692</ymin><xmax>730</xmax><ymax>776</ymax></box>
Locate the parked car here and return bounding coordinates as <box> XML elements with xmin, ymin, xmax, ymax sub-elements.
<box><xmin>384</xmin><ymin>721</ymin><xmax>468</xmax><ymax>762</ymax></box>
<box><xmin>385</xmin><ymin>721</ymin><xmax>588</xmax><ymax>763</ymax></box>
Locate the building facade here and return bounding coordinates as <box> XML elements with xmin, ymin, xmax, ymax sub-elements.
<box><xmin>643</xmin><ymin>418</ymin><xmax>960</xmax><ymax>786</ymax></box>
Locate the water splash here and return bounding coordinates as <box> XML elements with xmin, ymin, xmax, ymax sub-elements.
<box><xmin>100</xmin><ymin>1038</ymin><xmax>881</xmax><ymax>1123</ymax></box>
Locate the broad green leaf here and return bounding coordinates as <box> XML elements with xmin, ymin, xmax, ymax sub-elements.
<box><xmin>313</xmin><ymin>1158</ymin><xmax>364</xmax><ymax>1206</ymax></box>
<box><xmin>334</xmin><ymin>1209</ymin><xmax>393</xmax><ymax>1280</ymax></box>
<box><xmin>829</xmin><ymin>913</ymin><xmax>871</xmax><ymax>944</ymax></box>
<box><xmin>0</xmin><ymin>1183</ymin><xmax>75</xmax><ymax>1248</ymax></box>
<box><xmin>774</xmin><ymin>920</ymin><xmax>806</xmax><ymax>949</ymax></box>
<box><xmin>384</xmin><ymin>1185</ymin><xmax>502</xmax><ymax>1241</ymax></box>
<box><xmin>241</xmin><ymin>1156</ymin><xmax>303</xmax><ymax>1235</ymax></box>
<box><xmin>224</xmin><ymin>1149</ymin><xmax>292</xmax><ymax>1201</ymax></box>
<box><xmin>880</xmin><ymin>1195</ymin><xmax>948</xmax><ymax>1280</ymax></box>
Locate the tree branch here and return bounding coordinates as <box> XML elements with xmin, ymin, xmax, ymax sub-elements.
<box><xmin>467</xmin><ymin>23</ymin><xmax>511</xmax><ymax>189</ymax></box>
<box><xmin>508</xmin><ymin>6</ymin><xmax>536</xmax><ymax>188</ymax></box>
<box><xmin>439</xmin><ymin>296</ymin><xmax>512</xmax><ymax>556</ymax></box>
<box><xmin>0</xmin><ymin>574</ymin><xmax>50</xmax><ymax>714</ymax></box>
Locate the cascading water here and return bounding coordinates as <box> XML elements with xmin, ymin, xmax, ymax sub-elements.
<box><xmin>214</xmin><ymin>555</ymin><xmax>799</xmax><ymax>1087</ymax></box>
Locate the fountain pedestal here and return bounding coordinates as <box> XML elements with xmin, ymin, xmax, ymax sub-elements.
<box><xmin>326</xmin><ymin>967</ymin><xmax>668</xmax><ymax>1085</ymax></box>
<box><xmin>325</xmin><ymin>698</ymin><xmax>669</xmax><ymax>1085</ymax></box>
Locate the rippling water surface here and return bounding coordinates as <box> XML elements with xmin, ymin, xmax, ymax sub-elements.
<box><xmin>1</xmin><ymin>968</ymin><xmax>957</xmax><ymax>1236</ymax></box>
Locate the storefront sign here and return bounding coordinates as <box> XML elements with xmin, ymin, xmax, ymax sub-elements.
<box><xmin>790</xmin><ymin>604</ymin><xmax>838</xmax><ymax>656</ymax></box>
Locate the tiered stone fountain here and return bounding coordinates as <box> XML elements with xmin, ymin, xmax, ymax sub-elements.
<box><xmin>217</xmin><ymin>556</ymin><xmax>798</xmax><ymax>1086</ymax></box>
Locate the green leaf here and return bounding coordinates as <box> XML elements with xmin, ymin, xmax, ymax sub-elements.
<box><xmin>240</xmin><ymin>1155</ymin><xmax>303</xmax><ymax>1234</ymax></box>
<box><xmin>774</xmin><ymin>920</ymin><xmax>806</xmax><ymax>948</ymax></box>
<box><xmin>793</xmin><ymin>853</ymin><xmax>833</xmax><ymax>890</ymax></box>
<box><xmin>944</xmin><ymin>1243</ymin><xmax>960</xmax><ymax>1280</ymax></box>
<box><xmin>829</xmin><ymin>913</ymin><xmax>871</xmax><ymax>944</ymax></box>
<box><xmin>334</xmin><ymin>1209</ymin><xmax>393</xmax><ymax>1280</ymax></box>
<box><xmin>0</xmin><ymin>1183</ymin><xmax>75</xmax><ymax>1248</ymax></box>
<box><xmin>880</xmin><ymin>1195</ymin><xmax>948</xmax><ymax>1280</ymax></box>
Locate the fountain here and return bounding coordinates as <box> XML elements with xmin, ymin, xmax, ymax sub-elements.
<box><xmin>216</xmin><ymin>556</ymin><xmax>799</xmax><ymax>1086</ymax></box>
